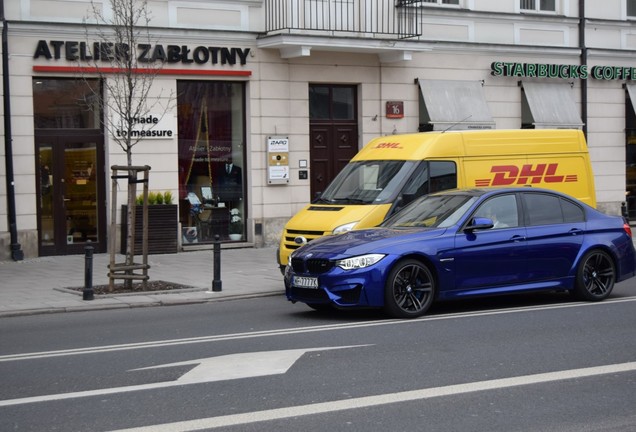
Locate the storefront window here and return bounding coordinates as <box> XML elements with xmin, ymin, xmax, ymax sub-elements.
<box><xmin>33</xmin><ymin>79</ymin><xmax>101</xmax><ymax>128</ymax></box>
<box><xmin>177</xmin><ymin>81</ymin><xmax>246</xmax><ymax>244</ymax></box>
<box><xmin>626</xmin><ymin>90</ymin><xmax>636</xmax><ymax>219</ymax></box>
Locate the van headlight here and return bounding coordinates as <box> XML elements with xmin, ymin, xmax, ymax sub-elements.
<box><xmin>336</xmin><ymin>254</ymin><xmax>385</xmax><ymax>270</ymax></box>
<box><xmin>333</xmin><ymin>222</ymin><xmax>358</xmax><ymax>234</ymax></box>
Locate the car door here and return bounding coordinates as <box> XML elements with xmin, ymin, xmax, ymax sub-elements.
<box><xmin>521</xmin><ymin>192</ymin><xmax>586</xmax><ymax>282</ymax></box>
<box><xmin>451</xmin><ymin>194</ymin><xmax>530</xmax><ymax>292</ymax></box>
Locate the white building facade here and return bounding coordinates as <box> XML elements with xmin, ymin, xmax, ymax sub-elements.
<box><xmin>2</xmin><ymin>0</ymin><xmax>636</xmax><ymax>259</ymax></box>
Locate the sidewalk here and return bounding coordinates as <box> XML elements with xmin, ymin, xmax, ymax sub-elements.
<box><xmin>0</xmin><ymin>247</ymin><xmax>284</xmax><ymax>318</ymax></box>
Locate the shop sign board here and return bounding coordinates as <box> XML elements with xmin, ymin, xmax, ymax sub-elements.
<box><xmin>110</xmin><ymin>113</ymin><xmax>175</xmax><ymax>140</ymax></box>
<box><xmin>491</xmin><ymin>61</ymin><xmax>636</xmax><ymax>81</ymax></box>
<box><xmin>33</xmin><ymin>40</ymin><xmax>251</xmax><ymax>66</ymax></box>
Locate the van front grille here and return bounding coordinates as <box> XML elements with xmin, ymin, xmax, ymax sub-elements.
<box><xmin>282</xmin><ymin>229</ymin><xmax>325</xmax><ymax>251</ymax></box>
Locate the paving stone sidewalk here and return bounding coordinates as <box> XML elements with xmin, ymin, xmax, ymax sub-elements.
<box><xmin>0</xmin><ymin>247</ymin><xmax>283</xmax><ymax>317</ymax></box>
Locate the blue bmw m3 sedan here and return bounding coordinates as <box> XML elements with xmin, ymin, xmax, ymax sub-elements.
<box><xmin>284</xmin><ymin>188</ymin><xmax>636</xmax><ymax>318</ymax></box>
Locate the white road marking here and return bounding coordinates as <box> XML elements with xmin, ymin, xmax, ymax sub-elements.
<box><xmin>2</xmin><ymin>297</ymin><xmax>635</xmax><ymax>363</ymax></box>
<box><xmin>110</xmin><ymin>361</ymin><xmax>636</xmax><ymax>432</ymax></box>
<box><xmin>0</xmin><ymin>346</ymin><xmax>367</xmax><ymax>407</ymax></box>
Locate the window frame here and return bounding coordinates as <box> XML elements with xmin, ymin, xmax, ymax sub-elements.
<box><xmin>520</xmin><ymin>0</ymin><xmax>557</xmax><ymax>14</ymax></box>
<box><xmin>420</xmin><ymin>0</ymin><xmax>460</xmax><ymax>7</ymax></box>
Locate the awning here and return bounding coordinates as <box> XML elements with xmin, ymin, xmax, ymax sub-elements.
<box><xmin>417</xmin><ymin>79</ymin><xmax>495</xmax><ymax>131</ymax></box>
<box><xmin>521</xmin><ymin>81</ymin><xmax>583</xmax><ymax>129</ymax></box>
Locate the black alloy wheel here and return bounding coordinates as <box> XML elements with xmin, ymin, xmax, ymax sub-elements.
<box><xmin>573</xmin><ymin>250</ymin><xmax>616</xmax><ymax>301</ymax></box>
<box><xmin>384</xmin><ymin>259</ymin><xmax>435</xmax><ymax>318</ymax></box>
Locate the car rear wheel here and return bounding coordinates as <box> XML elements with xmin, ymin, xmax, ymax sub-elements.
<box><xmin>573</xmin><ymin>250</ymin><xmax>616</xmax><ymax>301</ymax></box>
<box><xmin>384</xmin><ymin>259</ymin><xmax>435</xmax><ymax>318</ymax></box>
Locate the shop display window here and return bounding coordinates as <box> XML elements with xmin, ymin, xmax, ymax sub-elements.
<box><xmin>177</xmin><ymin>81</ymin><xmax>246</xmax><ymax>243</ymax></box>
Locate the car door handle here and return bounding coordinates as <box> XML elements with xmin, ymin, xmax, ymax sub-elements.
<box><xmin>569</xmin><ymin>228</ymin><xmax>583</xmax><ymax>236</ymax></box>
<box><xmin>510</xmin><ymin>235</ymin><xmax>525</xmax><ymax>242</ymax></box>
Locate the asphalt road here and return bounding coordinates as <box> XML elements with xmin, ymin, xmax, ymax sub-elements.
<box><xmin>1</xmin><ymin>281</ymin><xmax>636</xmax><ymax>431</ymax></box>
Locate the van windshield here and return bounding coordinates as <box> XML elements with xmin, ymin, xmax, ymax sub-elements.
<box><xmin>382</xmin><ymin>194</ymin><xmax>477</xmax><ymax>228</ymax></box>
<box><xmin>315</xmin><ymin>160</ymin><xmax>417</xmax><ymax>205</ymax></box>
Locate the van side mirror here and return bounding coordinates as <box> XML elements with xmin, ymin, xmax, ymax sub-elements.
<box><xmin>465</xmin><ymin>217</ymin><xmax>494</xmax><ymax>232</ymax></box>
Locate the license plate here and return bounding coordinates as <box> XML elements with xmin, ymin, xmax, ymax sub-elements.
<box><xmin>292</xmin><ymin>276</ymin><xmax>319</xmax><ymax>289</ymax></box>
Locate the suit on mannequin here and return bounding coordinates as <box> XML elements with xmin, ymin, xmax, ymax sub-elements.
<box><xmin>217</xmin><ymin>161</ymin><xmax>243</xmax><ymax>203</ymax></box>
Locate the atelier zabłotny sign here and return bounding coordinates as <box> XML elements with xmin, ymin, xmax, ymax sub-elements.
<box><xmin>491</xmin><ymin>61</ymin><xmax>636</xmax><ymax>80</ymax></box>
<box><xmin>33</xmin><ymin>40</ymin><xmax>251</xmax><ymax>65</ymax></box>
<box><xmin>34</xmin><ymin>40</ymin><xmax>251</xmax><ymax>140</ymax></box>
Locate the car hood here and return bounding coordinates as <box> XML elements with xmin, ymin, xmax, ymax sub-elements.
<box><xmin>292</xmin><ymin>227</ymin><xmax>447</xmax><ymax>258</ymax></box>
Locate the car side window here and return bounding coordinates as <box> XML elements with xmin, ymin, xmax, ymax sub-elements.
<box><xmin>523</xmin><ymin>193</ymin><xmax>584</xmax><ymax>226</ymax></box>
<box><xmin>561</xmin><ymin>198</ymin><xmax>585</xmax><ymax>222</ymax></box>
<box><xmin>473</xmin><ymin>194</ymin><xmax>519</xmax><ymax>229</ymax></box>
<box><xmin>523</xmin><ymin>194</ymin><xmax>561</xmax><ymax>225</ymax></box>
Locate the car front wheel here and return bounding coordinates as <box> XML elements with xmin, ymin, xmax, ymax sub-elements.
<box><xmin>384</xmin><ymin>259</ymin><xmax>435</xmax><ymax>318</ymax></box>
<box><xmin>573</xmin><ymin>250</ymin><xmax>616</xmax><ymax>301</ymax></box>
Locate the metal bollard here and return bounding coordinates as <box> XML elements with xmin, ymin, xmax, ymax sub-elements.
<box><xmin>83</xmin><ymin>242</ymin><xmax>94</xmax><ymax>301</ymax></box>
<box><xmin>212</xmin><ymin>235</ymin><xmax>222</xmax><ymax>292</ymax></box>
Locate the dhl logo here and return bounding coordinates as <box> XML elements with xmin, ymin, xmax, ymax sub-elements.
<box><xmin>475</xmin><ymin>163</ymin><xmax>577</xmax><ymax>187</ymax></box>
<box><xmin>373</xmin><ymin>142</ymin><xmax>402</xmax><ymax>149</ymax></box>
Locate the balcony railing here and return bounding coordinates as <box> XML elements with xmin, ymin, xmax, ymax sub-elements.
<box><xmin>265</xmin><ymin>0</ymin><xmax>422</xmax><ymax>39</ymax></box>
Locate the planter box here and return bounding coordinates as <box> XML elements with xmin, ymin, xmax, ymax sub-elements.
<box><xmin>120</xmin><ymin>204</ymin><xmax>178</xmax><ymax>254</ymax></box>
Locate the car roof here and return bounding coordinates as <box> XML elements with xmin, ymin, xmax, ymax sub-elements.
<box><xmin>430</xmin><ymin>187</ymin><xmax>579</xmax><ymax>201</ymax></box>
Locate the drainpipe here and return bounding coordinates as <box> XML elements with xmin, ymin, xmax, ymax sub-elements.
<box><xmin>1</xmin><ymin>1</ymin><xmax>24</xmax><ymax>261</ymax></box>
<box><xmin>579</xmin><ymin>0</ymin><xmax>588</xmax><ymax>137</ymax></box>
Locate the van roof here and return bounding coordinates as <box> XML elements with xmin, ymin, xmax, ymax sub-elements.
<box><xmin>353</xmin><ymin>129</ymin><xmax>587</xmax><ymax>161</ymax></box>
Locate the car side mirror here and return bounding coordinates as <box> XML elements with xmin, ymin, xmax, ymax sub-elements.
<box><xmin>465</xmin><ymin>217</ymin><xmax>494</xmax><ymax>232</ymax></box>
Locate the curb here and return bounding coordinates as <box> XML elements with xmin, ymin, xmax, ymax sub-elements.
<box><xmin>0</xmin><ymin>290</ymin><xmax>285</xmax><ymax>318</ymax></box>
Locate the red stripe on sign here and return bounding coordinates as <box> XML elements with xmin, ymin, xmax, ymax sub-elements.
<box><xmin>33</xmin><ymin>65</ymin><xmax>252</xmax><ymax>77</ymax></box>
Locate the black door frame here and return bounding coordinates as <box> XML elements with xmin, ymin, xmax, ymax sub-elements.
<box><xmin>35</xmin><ymin>129</ymin><xmax>106</xmax><ymax>255</ymax></box>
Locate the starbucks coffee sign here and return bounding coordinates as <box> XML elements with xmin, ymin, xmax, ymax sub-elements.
<box><xmin>491</xmin><ymin>61</ymin><xmax>636</xmax><ymax>81</ymax></box>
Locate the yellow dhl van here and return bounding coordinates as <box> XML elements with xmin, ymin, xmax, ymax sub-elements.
<box><xmin>277</xmin><ymin>129</ymin><xmax>596</xmax><ymax>270</ymax></box>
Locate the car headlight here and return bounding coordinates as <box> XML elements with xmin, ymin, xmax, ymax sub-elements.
<box><xmin>336</xmin><ymin>254</ymin><xmax>385</xmax><ymax>270</ymax></box>
<box><xmin>333</xmin><ymin>221</ymin><xmax>358</xmax><ymax>234</ymax></box>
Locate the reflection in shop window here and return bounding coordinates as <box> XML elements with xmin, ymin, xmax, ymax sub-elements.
<box><xmin>177</xmin><ymin>81</ymin><xmax>246</xmax><ymax>243</ymax></box>
<box><xmin>33</xmin><ymin>78</ymin><xmax>101</xmax><ymax>128</ymax></box>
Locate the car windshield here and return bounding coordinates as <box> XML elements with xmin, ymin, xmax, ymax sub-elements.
<box><xmin>382</xmin><ymin>194</ymin><xmax>477</xmax><ymax>228</ymax></box>
<box><xmin>315</xmin><ymin>160</ymin><xmax>417</xmax><ymax>204</ymax></box>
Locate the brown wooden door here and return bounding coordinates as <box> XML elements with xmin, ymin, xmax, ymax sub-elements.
<box><xmin>309</xmin><ymin>85</ymin><xmax>359</xmax><ymax>199</ymax></box>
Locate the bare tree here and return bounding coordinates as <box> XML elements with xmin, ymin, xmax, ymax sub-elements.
<box><xmin>81</xmin><ymin>0</ymin><xmax>173</xmax><ymax>287</ymax></box>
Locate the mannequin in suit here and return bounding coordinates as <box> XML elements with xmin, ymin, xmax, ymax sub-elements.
<box><xmin>217</xmin><ymin>159</ymin><xmax>243</xmax><ymax>203</ymax></box>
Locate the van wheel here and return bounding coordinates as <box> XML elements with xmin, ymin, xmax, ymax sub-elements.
<box><xmin>384</xmin><ymin>259</ymin><xmax>435</xmax><ymax>318</ymax></box>
<box><xmin>573</xmin><ymin>250</ymin><xmax>615</xmax><ymax>301</ymax></box>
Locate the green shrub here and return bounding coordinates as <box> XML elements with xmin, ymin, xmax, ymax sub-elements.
<box><xmin>136</xmin><ymin>191</ymin><xmax>174</xmax><ymax>205</ymax></box>
<box><xmin>147</xmin><ymin>191</ymin><xmax>158</xmax><ymax>205</ymax></box>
